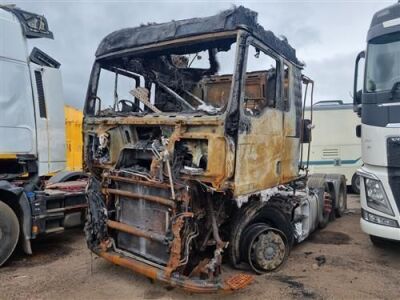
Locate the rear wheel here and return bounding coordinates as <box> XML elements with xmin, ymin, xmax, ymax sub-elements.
<box><xmin>0</xmin><ymin>201</ymin><xmax>20</xmax><ymax>266</ymax></box>
<box><xmin>335</xmin><ymin>178</ymin><xmax>347</xmax><ymax>218</ymax></box>
<box><xmin>319</xmin><ymin>188</ymin><xmax>333</xmax><ymax>228</ymax></box>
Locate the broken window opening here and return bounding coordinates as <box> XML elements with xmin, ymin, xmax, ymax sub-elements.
<box><xmin>243</xmin><ymin>44</ymin><xmax>279</xmax><ymax>116</ymax></box>
<box><xmin>92</xmin><ymin>38</ymin><xmax>237</xmax><ymax>116</ymax></box>
<box><xmin>283</xmin><ymin>63</ymin><xmax>291</xmax><ymax>111</ymax></box>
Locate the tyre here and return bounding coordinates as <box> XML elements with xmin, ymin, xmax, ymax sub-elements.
<box><xmin>307</xmin><ymin>175</ymin><xmax>332</xmax><ymax>229</ymax></box>
<box><xmin>325</xmin><ymin>174</ymin><xmax>347</xmax><ymax>218</ymax></box>
<box><xmin>318</xmin><ymin>183</ymin><xmax>332</xmax><ymax>229</ymax></box>
<box><xmin>335</xmin><ymin>180</ymin><xmax>346</xmax><ymax>217</ymax></box>
<box><xmin>47</xmin><ymin>171</ymin><xmax>87</xmax><ymax>184</ymax></box>
<box><xmin>241</xmin><ymin>223</ymin><xmax>289</xmax><ymax>273</ymax></box>
<box><xmin>370</xmin><ymin>235</ymin><xmax>389</xmax><ymax>247</ymax></box>
<box><xmin>0</xmin><ymin>201</ymin><xmax>20</xmax><ymax>266</ymax></box>
<box><xmin>351</xmin><ymin>173</ymin><xmax>360</xmax><ymax>194</ymax></box>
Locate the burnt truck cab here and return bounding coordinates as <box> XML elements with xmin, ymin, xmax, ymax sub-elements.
<box><xmin>83</xmin><ymin>7</ymin><xmax>345</xmax><ymax>293</ymax></box>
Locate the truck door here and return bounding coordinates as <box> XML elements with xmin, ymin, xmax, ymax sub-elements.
<box><xmin>280</xmin><ymin>62</ymin><xmax>301</xmax><ymax>183</ymax></box>
<box><xmin>30</xmin><ymin>64</ymin><xmax>66</xmax><ymax>176</ymax></box>
<box><xmin>234</xmin><ymin>41</ymin><xmax>284</xmax><ymax>196</ymax></box>
<box><xmin>0</xmin><ymin>12</ymin><xmax>36</xmax><ymax>158</ymax></box>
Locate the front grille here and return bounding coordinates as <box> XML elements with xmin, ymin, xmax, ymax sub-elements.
<box><xmin>388</xmin><ymin>167</ymin><xmax>400</xmax><ymax>214</ymax></box>
<box><xmin>387</xmin><ymin>137</ymin><xmax>400</xmax><ymax>168</ymax></box>
<box><xmin>116</xmin><ymin>182</ymin><xmax>171</xmax><ymax>265</ymax></box>
<box><xmin>387</xmin><ymin>137</ymin><xmax>400</xmax><ymax>213</ymax></box>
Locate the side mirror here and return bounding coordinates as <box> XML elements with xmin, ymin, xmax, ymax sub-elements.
<box><xmin>356</xmin><ymin>125</ymin><xmax>362</xmax><ymax>138</ymax></box>
<box><xmin>301</xmin><ymin>119</ymin><xmax>312</xmax><ymax>143</ymax></box>
<box><xmin>353</xmin><ymin>51</ymin><xmax>365</xmax><ymax>112</ymax></box>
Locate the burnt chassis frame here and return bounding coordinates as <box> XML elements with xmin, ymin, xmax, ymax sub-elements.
<box><xmin>84</xmin><ymin>29</ymin><xmax>304</xmax><ymax>293</ymax></box>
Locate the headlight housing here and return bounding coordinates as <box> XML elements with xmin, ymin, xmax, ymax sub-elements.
<box><xmin>362</xmin><ymin>209</ymin><xmax>398</xmax><ymax>228</ymax></box>
<box><xmin>364</xmin><ymin>178</ymin><xmax>394</xmax><ymax>216</ymax></box>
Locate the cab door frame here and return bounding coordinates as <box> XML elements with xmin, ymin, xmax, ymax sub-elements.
<box><xmin>233</xmin><ymin>36</ymin><xmax>286</xmax><ymax>196</ymax></box>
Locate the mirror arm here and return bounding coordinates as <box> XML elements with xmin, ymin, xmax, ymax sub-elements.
<box><xmin>353</xmin><ymin>51</ymin><xmax>365</xmax><ymax>112</ymax></box>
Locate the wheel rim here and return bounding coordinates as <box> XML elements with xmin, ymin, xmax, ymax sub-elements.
<box><xmin>244</xmin><ymin>224</ymin><xmax>289</xmax><ymax>274</ymax></box>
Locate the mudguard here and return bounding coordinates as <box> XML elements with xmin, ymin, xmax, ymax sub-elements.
<box><xmin>0</xmin><ymin>181</ymin><xmax>32</xmax><ymax>254</ymax></box>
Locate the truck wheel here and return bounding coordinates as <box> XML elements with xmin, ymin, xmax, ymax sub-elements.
<box><xmin>241</xmin><ymin>223</ymin><xmax>289</xmax><ymax>274</ymax></box>
<box><xmin>0</xmin><ymin>201</ymin><xmax>20</xmax><ymax>266</ymax></box>
<box><xmin>324</xmin><ymin>174</ymin><xmax>347</xmax><ymax>218</ymax></box>
<box><xmin>47</xmin><ymin>170</ymin><xmax>87</xmax><ymax>184</ymax></box>
<box><xmin>335</xmin><ymin>181</ymin><xmax>346</xmax><ymax>218</ymax></box>
<box><xmin>307</xmin><ymin>175</ymin><xmax>333</xmax><ymax>229</ymax></box>
<box><xmin>319</xmin><ymin>187</ymin><xmax>333</xmax><ymax>229</ymax></box>
<box><xmin>370</xmin><ymin>235</ymin><xmax>389</xmax><ymax>247</ymax></box>
<box><xmin>351</xmin><ymin>174</ymin><xmax>360</xmax><ymax>194</ymax></box>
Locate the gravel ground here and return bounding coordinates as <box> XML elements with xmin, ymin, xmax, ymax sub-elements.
<box><xmin>1</xmin><ymin>194</ymin><xmax>400</xmax><ymax>299</ymax></box>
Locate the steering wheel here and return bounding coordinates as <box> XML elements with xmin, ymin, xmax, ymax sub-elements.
<box><xmin>117</xmin><ymin>99</ymin><xmax>143</xmax><ymax>112</ymax></box>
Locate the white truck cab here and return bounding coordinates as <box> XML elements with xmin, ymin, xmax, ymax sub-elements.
<box><xmin>353</xmin><ymin>2</ymin><xmax>400</xmax><ymax>244</ymax></box>
<box><xmin>0</xmin><ymin>6</ymin><xmax>66</xmax><ymax>175</ymax></box>
<box><xmin>0</xmin><ymin>6</ymin><xmax>86</xmax><ymax>267</ymax></box>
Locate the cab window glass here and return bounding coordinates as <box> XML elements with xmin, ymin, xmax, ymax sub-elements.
<box><xmin>244</xmin><ymin>45</ymin><xmax>278</xmax><ymax>116</ymax></box>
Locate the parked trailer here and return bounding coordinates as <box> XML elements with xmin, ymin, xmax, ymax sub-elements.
<box><xmin>303</xmin><ymin>100</ymin><xmax>362</xmax><ymax>193</ymax></box>
<box><xmin>83</xmin><ymin>6</ymin><xmax>346</xmax><ymax>293</ymax></box>
<box><xmin>0</xmin><ymin>6</ymin><xmax>86</xmax><ymax>266</ymax></box>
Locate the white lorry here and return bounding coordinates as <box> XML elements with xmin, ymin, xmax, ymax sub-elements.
<box><xmin>353</xmin><ymin>1</ymin><xmax>400</xmax><ymax>245</ymax></box>
<box><xmin>0</xmin><ymin>6</ymin><xmax>86</xmax><ymax>266</ymax></box>
<box><xmin>304</xmin><ymin>100</ymin><xmax>362</xmax><ymax>193</ymax></box>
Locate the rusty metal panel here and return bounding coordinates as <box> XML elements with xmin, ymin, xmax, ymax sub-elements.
<box><xmin>233</xmin><ymin>110</ymin><xmax>284</xmax><ymax>196</ymax></box>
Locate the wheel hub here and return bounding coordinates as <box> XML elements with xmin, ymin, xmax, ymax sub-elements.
<box><xmin>264</xmin><ymin>245</ymin><xmax>275</xmax><ymax>258</ymax></box>
<box><xmin>241</xmin><ymin>223</ymin><xmax>289</xmax><ymax>274</ymax></box>
<box><xmin>253</xmin><ymin>231</ymin><xmax>286</xmax><ymax>271</ymax></box>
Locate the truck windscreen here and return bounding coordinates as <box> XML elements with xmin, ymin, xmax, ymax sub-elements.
<box><xmin>365</xmin><ymin>32</ymin><xmax>400</xmax><ymax>94</ymax></box>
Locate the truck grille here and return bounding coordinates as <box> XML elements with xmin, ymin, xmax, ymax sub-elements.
<box><xmin>387</xmin><ymin>137</ymin><xmax>400</xmax><ymax>168</ymax></box>
<box><xmin>388</xmin><ymin>167</ymin><xmax>400</xmax><ymax>214</ymax></box>
<box><xmin>114</xmin><ymin>181</ymin><xmax>172</xmax><ymax>265</ymax></box>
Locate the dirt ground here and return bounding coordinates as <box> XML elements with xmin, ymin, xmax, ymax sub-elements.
<box><xmin>1</xmin><ymin>194</ymin><xmax>400</xmax><ymax>300</ymax></box>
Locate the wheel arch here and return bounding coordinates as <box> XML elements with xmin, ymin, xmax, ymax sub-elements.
<box><xmin>0</xmin><ymin>181</ymin><xmax>32</xmax><ymax>254</ymax></box>
<box><xmin>228</xmin><ymin>196</ymin><xmax>295</xmax><ymax>268</ymax></box>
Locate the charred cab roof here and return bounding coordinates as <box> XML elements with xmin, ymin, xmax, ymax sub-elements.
<box><xmin>95</xmin><ymin>6</ymin><xmax>301</xmax><ymax>66</ymax></box>
<box><xmin>368</xmin><ymin>2</ymin><xmax>400</xmax><ymax>41</ymax></box>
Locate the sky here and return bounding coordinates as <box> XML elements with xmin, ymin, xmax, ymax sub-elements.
<box><xmin>8</xmin><ymin>0</ymin><xmax>395</xmax><ymax>109</ymax></box>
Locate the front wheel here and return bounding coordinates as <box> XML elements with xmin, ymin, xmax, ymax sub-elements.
<box><xmin>351</xmin><ymin>174</ymin><xmax>360</xmax><ymax>194</ymax></box>
<box><xmin>0</xmin><ymin>201</ymin><xmax>20</xmax><ymax>266</ymax></box>
<box><xmin>241</xmin><ymin>223</ymin><xmax>289</xmax><ymax>273</ymax></box>
<box><xmin>370</xmin><ymin>235</ymin><xmax>389</xmax><ymax>247</ymax></box>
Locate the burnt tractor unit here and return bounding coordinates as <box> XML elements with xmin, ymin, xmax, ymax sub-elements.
<box><xmin>83</xmin><ymin>7</ymin><xmax>347</xmax><ymax>293</ymax></box>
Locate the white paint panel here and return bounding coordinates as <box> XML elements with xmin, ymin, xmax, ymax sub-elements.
<box><xmin>0</xmin><ymin>9</ymin><xmax>27</xmax><ymax>62</ymax></box>
<box><xmin>362</xmin><ymin>124</ymin><xmax>400</xmax><ymax>167</ymax></box>
<box><xmin>304</xmin><ymin>107</ymin><xmax>362</xmax><ymax>181</ymax></box>
<box><xmin>0</xmin><ymin>127</ymin><xmax>33</xmax><ymax>152</ymax></box>
<box><xmin>31</xmin><ymin>64</ymin><xmax>66</xmax><ymax>175</ymax></box>
<box><xmin>0</xmin><ymin>58</ymin><xmax>36</xmax><ymax>154</ymax></box>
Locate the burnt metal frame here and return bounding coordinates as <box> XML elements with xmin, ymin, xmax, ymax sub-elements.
<box><xmin>83</xmin><ymin>28</ymin><xmax>300</xmax><ymax>293</ymax></box>
<box><xmin>240</xmin><ymin>36</ymin><xmax>284</xmax><ymax>117</ymax></box>
<box><xmin>85</xmin><ymin>31</ymin><xmax>240</xmax><ymax>117</ymax></box>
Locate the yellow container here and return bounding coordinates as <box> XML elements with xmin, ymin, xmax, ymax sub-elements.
<box><xmin>64</xmin><ymin>105</ymin><xmax>83</xmax><ymax>171</ymax></box>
